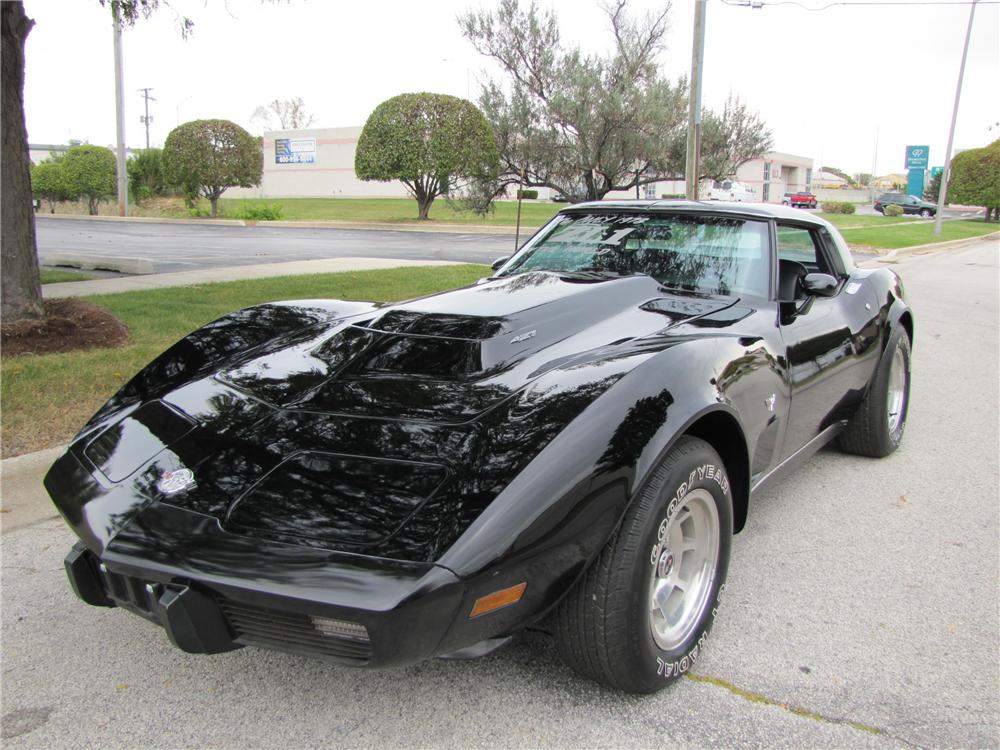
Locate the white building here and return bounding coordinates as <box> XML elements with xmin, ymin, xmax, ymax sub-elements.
<box><xmin>229</xmin><ymin>127</ymin><xmax>813</xmax><ymax>206</ymax></box>
<box><xmin>732</xmin><ymin>151</ymin><xmax>814</xmax><ymax>202</ymax></box>
<box><xmin>229</xmin><ymin>126</ymin><xmax>409</xmax><ymax>198</ymax></box>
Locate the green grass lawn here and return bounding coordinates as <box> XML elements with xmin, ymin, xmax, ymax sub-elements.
<box><xmin>815</xmin><ymin>213</ymin><xmax>909</xmax><ymax>228</ymax></box>
<box><xmin>216</xmin><ymin>197</ymin><xmax>562</xmax><ymax>226</ymax></box>
<box><xmin>1</xmin><ymin>264</ymin><xmax>488</xmax><ymax>457</ymax></box>
<box><xmin>839</xmin><ymin>219</ymin><xmax>998</xmax><ymax>250</ymax></box>
<box><xmin>40</xmin><ymin>268</ymin><xmax>96</xmax><ymax>284</ymax></box>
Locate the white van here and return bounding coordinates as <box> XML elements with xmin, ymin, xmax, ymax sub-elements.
<box><xmin>708</xmin><ymin>180</ymin><xmax>756</xmax><ymax>202</ymax></box>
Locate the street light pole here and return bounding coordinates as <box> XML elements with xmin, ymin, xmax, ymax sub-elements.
<box><xmin>112</xmin><ymin>4</ymin><xmax>128</xmax><ymax>216</ymax></box>
<box><xmin>934</xmin><ymin>0</ymin><xmax>977</xmax><ymax>236</ymax></box>
<box><xmin>685</xmin><ymin>0</ymin><xmax>707</xmax><ymax>200</ymax></box>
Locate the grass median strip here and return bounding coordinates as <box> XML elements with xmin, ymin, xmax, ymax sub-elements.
<box><xmin>839</xmin><ymin>220</ymin><xmax>998</xmax><ymax>250</ymax></box>
<box><xmin>40</xmin><ymin>269</ymin><xmax>96</xmax><ymax>284</ymax></box>
<box><xmin>1</xmin><ymin>264</ymin><xmax>488</xmax><ymax>458</ymax></box>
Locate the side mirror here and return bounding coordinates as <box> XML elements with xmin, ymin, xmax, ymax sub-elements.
<box><xmin>491</xmin><ymin>256</ymin><xmax>510</xmax><ymax>272</ymax></box>
<box><xmin>802</xmin><ymin>273</ymin><xmax>839</xmax><ymax>297</ymax></box>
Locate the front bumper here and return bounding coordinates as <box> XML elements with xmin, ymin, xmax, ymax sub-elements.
<box><xmin>63</xmin><ymin>502</ymin><xmax>466</xmax><ymax>667</ymax></box>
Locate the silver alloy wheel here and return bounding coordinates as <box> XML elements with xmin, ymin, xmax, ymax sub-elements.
<box><xmin>648</xmin><ymin>488</ymin><xmax>720</xmax><ymax>651</ymax></box>
<box><xmin>886</xmin><ymin>344</ymin><xmax>908</xmax><ymax>434</ymax></box>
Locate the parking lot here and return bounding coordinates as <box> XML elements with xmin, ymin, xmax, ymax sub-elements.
<box><xmin>2</xmin><ymin>238</ymin><xmax>998</xmax><ymax>748</ymax></box>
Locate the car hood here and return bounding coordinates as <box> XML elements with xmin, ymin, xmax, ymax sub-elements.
<box><xmin>47</xmin><ymin>272</ymin><xmax>750</xmax><ymax>562</ymax></box>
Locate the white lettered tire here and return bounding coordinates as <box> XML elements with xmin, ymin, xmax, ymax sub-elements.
<box><xmin>554</xmin><ymin>436</ymin><xmax>733</xmax><ymax>693</ymax></box>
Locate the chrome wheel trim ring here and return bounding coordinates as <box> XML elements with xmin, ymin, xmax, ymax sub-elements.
<box><xmin>647</xmin><ymin>488</ymin><xmax>720</xmax><ymax>652</ymax></box>
<box><xmin>886</xmin><ymin>344</ymin><xmax>908</xmax><ymax>435</ymax></box>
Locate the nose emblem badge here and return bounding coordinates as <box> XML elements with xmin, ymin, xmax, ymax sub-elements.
<box><xmin>157</xmin><ymin>468</ymin><xmax>196</xmax><ymax>496</ymax></box>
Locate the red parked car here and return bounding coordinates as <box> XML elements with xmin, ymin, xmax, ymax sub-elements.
<box><xmin>782</xmin><ymin>191</ymin><xmax>818</xmax><ymax>209</ymax></box>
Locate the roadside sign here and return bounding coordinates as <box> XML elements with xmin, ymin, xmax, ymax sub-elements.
<box><xmin>905</xmin><ymin>145</ymin><xmax>929</xmax><ymax>170</ymax></box>
<box><xmin>931</xmin><ymin>166</ymin><xmax>943</xmax><ymax>178</ymax></box>
<box><xmin>275</xmin><ymin>138</ymin><xmax>316</xmax><ymax>165</ymax></box>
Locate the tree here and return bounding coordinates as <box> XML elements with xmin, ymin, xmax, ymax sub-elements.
<box><xmin>820</xmin><ymin>165</ymin><xmax>857</xmax><ymax>188</ymax></box>
<box><xmin>854</xmin><ymin>172</ymin><xmax>873</xmax><ymax>188</ymax></box>
<box><xmin>459</xmin><ymin>0</ymin><xmax>771</xmax><ymax>202</ymax></box>
<box><xmin>2</xmin><ymin>2</ymin><xmax>44</xmax><ymax>323</ymax></box>
<box><xmin>162</xmin><ymin>119</ymin><xmax>262</xmax><ymax>218</ymax></box>
<box><xmin>923</xmin><ymin>170</ymin><xmax>942</xmax><ymax>203</ymax></box>
<box><xmin>696</xmin><ymin>95</ymin><xmax>773</xmax><ymax>182</ymax></box>
<box><xmin>31</xmin><ymin>157</ymin><xmax>73</xmax><ymax>213</ymax></box>
<box><xmin>251</xmin><ymin>97</ymin><xmax>315</xmax><ymax>131</ymax></box>
<box><xmin>948</xmin><ymin>139</ymin><xmax>1000</xmax><ymax>222</ymax></box>
<box><xmin>355</xmin><ymin>93</ymin><xmax>499</xmax><ymax>220</ymax></box>
<box><xmin>62</xmin><ymin>145</ymin><xmax>117</xmax><ymax>215</ymax></box>
<box><xmin>127</xmin><ymin>148</ymin><xmax>166</xmax><ymax>203</ymax></box>
<box><xmin>3</xmin><ymin>0</ymin><xmax>190</xmax><ymax>326</ymax></box>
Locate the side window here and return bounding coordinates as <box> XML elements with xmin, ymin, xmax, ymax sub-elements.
<box><xmin>776</xmin><ymin>225</ymin><xmax>833</xmax><ymax>274</ymax></box>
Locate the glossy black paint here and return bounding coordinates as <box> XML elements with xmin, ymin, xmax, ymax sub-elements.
<box><xmin>46</xmin><ymin>201</ymin><xmax>912</xmax><ymax>667</ymax></box>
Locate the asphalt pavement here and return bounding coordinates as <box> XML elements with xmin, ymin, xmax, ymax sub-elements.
<box><xmin>35</xmin><ymin>217</ymin><xmax>518</xmax><ymax>273</ymax></box>
<box><xmin>2</xmin><ymin>237</ymin><xmax>998</xmax><ymax>748</ymax></box>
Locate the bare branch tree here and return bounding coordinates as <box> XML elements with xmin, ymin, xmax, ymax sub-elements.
<box><xmin>459</xmin><ymin>0</ymin><xmax>771</xmax><ymax>202</ymax></box>
<box><xmin>251</xmin><ymin>97</ymin><xmax>316</xmax><ymax>131</ymax></box>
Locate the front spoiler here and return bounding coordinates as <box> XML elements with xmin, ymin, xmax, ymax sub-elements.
<box><xmin>64</xmin><ymin>502</ymin><xmax>467</xmax><ymax>667</ymax></box>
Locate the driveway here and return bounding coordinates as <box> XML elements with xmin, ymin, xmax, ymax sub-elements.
<box><xmin>2</xmin><ymin>238</ymin><xmax>997</xmax><ymax>748</ymax></box>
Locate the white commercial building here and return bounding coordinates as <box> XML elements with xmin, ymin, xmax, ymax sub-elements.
<box><xmin>230</xmin><ymin>127</ymin><xmax>813</xmax><ymax>206</ymax></box>
<box><xmin>229</xmin><ymin>126</ymin><xmax>409</xmax><ymax>199</ymax></box>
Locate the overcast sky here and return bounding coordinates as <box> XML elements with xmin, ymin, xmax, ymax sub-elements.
<box><xmin>22</xmin><ymin>0</ymin><xmax>1000</xmax><ymax>177</ymax></box>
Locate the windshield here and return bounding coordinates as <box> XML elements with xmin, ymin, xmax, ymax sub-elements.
<box><xmin>499</xmin><ymin>212</ymin><xmax>770</xmax><ymax>297</ymax></box>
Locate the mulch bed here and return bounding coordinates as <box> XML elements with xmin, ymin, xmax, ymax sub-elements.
<box><xmin>2</xmin><ymin>298</ymin><xmax>129</xmax><ymax>356</ymax></box>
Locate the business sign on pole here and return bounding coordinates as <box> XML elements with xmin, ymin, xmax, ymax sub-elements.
<box><xmin>275</xmin><ymin>138</ymin><xmax>316</xmax><ymax>165</ymax></box>
<box><xmin>930</xmin><ymin>166</ymin><xmax>943</xmax><ymax>178</ymax></box>
<box><xmin>905</xmin><ymin>145</ymin><xmax>929</xmax><ymax>170</ymax></box>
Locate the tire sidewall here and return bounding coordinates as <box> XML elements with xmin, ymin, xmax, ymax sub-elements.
<box><xmin>626</xmin><ymin>441</ymin><xmax>733</xmax><ymax>692</ymax></box>
<box><xmin>883</xmin><ymin>327</ymin><xmax>912</xmax><ymax>449</ymax></box>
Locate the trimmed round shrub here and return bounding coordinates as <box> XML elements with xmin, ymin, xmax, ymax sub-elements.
<box><xmin>883</xmin><ymin>204</ymin><xmax>904</xmax><ymax>217</ymax></box>
<box><xmin>822</xmin><ymin>201</ymin><xmax>856</xmax><ymax>214</ymax></box>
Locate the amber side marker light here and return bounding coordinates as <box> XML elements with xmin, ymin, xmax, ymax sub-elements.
<box><xmin>469</xmin><ymin>582</ymin><xmax>527</xmax><ymax>618</ymax></box>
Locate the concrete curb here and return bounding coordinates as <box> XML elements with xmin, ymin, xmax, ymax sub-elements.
<box><xmin>1</xmin><ymin>445</ymin><xmax>65</xmax><ymax>533</ymax></box>
<box><xmin>882</xmin><ymin>230</ymin><xmax>1000</xmax><ymax>260</ymax></box>
<box><xmin>37</xmin><ymin>212</ymin><xmax>542</xmax><ymax>236</ymax></box>
<box><xmin>41</xmin><ymin>257</ymin><xmax>473</xmax><ymax>298</ymax></box>
<box><xmin>40</xmin><ymin>213</ymin><xmax>247</xmax><ymax>227</ymax></box>
<box><xmin>45</xmin><ymin>253</ymin><xmax>154</xmax><ymax>275</ymax></box>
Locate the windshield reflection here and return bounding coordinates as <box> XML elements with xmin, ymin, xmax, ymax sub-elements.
<box><xmin>500</xmin><ymin>213</ymin><xmax>769</xmax><ymax>298</ymax></box>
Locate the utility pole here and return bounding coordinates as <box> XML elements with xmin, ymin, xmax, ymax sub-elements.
<box><xmin>138</xmin><ymin>87</ymin><xmax>156</xmax><ymax>149</ymax></box>
<box><xmin>112</xmin><ymin>4</ymin><xmax>128</xmax><ymax>216</ymax></box>
<box><xmin>935</xmin><ymin>0</ymin><xmax>977</xmax><ymax>236</ymax></box>
<box><xmin>685</xmin><ymin>0</ymin><xmax>707</xmax><ymax>200</ymax></box>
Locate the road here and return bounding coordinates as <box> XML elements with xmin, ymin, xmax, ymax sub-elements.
<box><xmin>35</xmin><ymin>217</ymin><xmax>518</xmax><ymax>273</ymax></box>
<box><xmin>2</xmin><ymin>238</ymin><xmax>998</xmax><ymax>748</ymax></box>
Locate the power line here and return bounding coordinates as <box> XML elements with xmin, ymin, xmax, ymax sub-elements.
<box><xmin>721</xmin><ymin>0</ymin><xmax>997</xmax><ymax>8</ymax></box>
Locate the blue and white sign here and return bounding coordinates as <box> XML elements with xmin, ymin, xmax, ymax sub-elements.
<box><xmin>905</xmin><ymin>145</ymin><xmax>929</xmax><ymax>170</ymax></box>
<box><xmin>275</xmin><ymin>138</ymin><xmax>316</xmax><ymax>165</ymax></box>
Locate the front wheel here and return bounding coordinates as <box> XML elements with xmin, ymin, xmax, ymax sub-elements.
<box><xmin>553</xmin><ymin>437</ymin><xmax>733</xmax><ymax>693</ymax></box>
<box><xmin>840</xmin><ymin>327</ymin><xmax>911</xmax><ymax>457</ymax></box>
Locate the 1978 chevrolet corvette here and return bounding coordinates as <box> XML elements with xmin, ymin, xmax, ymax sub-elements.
<box><xmin>45</xmin><ymin>201</ymin><xmax>912</xmax><ymax>693</ymax></box>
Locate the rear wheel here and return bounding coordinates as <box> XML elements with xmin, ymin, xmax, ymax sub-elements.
<box><xmin>919</xmin><ymin>208</ymin><xmax>932</xmax><ymax>218</ymax></box>
<box><xmin>840</xmin><ymin>327</ymin><xmax>911</xmax><ymax>457</ymax></box>
<box><xmin>553</xmin><ymin>437</ymin><xmax>732</xmax><ymax>693</ymax></box>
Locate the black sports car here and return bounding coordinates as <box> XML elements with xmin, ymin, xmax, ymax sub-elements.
<box><xmin>45</xmin><ymin>201</ymin><xmax>912</xmax><ymax>694</ymax></box>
